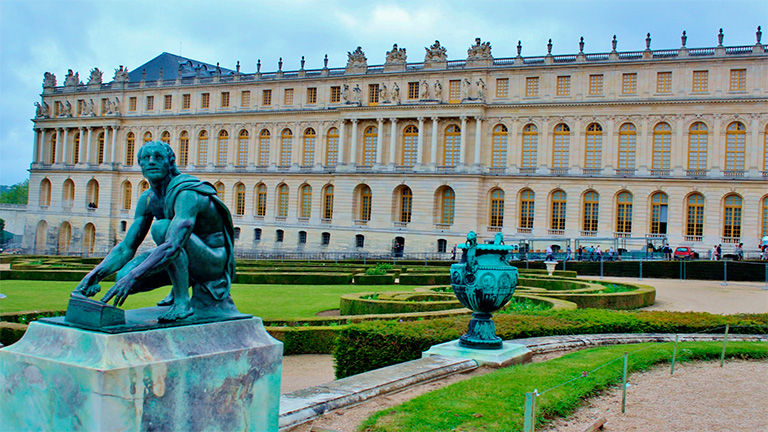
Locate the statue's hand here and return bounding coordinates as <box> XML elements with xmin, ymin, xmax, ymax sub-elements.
<box><xmin>101</xmin><ymin>278</ymin><xmax>133</xmax><ymax>307</ymax></box>
<box><xmin>74</xmin><ymin>274</ymin><xmax>101</xmax><ymax>297</ymax></box>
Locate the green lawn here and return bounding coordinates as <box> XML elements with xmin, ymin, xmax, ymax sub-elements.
<box><xmin>0</xmin><ymin>281</ymin><xmax>416</xmax><ymax>320</ymax></box>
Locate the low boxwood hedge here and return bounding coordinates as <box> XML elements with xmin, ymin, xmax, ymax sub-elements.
<box><xmin>340</xmin><ymin>292</ymin><xmax>462</xmax><ymax>315</ymax></box>
<box><xmin>512</xmin><ymin>260</ymin><xmax>767</xmax><ymax>281</ymax></box>
<box><xmin>353</xmin><ymin>274</ymin><xmax>395</xmax><ymax>285</ymax></box>
<box><xmin>266</xmin><ymin>326</ymin><xmax>345</xmax><ymax>355</ymax></box>
<box><xmin>234</xmin><ymin>272</ymin><xmax>352</xmax><ymax>284</ymax></box>
<box><xmin>0</xmin><ymin>270</ymin><xmax>115</xmax><ymax>282</ymax></box>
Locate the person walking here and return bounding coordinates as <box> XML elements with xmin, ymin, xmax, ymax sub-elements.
<box><xmin>565</xmin><ymin>245</ymin><xmax>572</xmax><ymax>261</ymax></box>
<box><xmin>546</xmin><ymin>245</ymin><xmax>555</xmax><ymax>261</ymax></box>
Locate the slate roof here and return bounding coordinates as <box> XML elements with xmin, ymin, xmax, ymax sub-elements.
<box><xmin>126</xmin><ymin>52</ymin><xmax>236</xmax><ymax>82</ymax></box>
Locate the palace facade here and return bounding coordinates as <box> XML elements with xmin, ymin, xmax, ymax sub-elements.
<box><xmin>23</xmin><ymin>29</ymin><xmax>768</xmax><ymax>256</ymax></box>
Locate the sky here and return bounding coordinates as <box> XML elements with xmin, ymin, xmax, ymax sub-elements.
<box><xmin>0</xmin><ymin>0</ymin><xmax>765</xmax><ymax>186</ymax></box>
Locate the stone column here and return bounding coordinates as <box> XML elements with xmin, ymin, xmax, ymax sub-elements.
<box><xmin>459</xmin><ymin>116</ymin><xmax>467</xmax><ymax>167</ymax></box>
<box><xmin>414</xmin><ymin>117</ymin><xmax>423</xmax><ymax>166</ymax></box>
<box><xmin>572</xmin><ymin>117</ymin><xmax>583</xmax><ymax>173</ymax></box>
<box><xmin>111</xmin><ymin>126</ymin><xmax>120</xmax><ymax>164</ymax></box>
<box><xmin>711</xmin><ymin>115</ymin><xmax>721</xmax><ymax>172</ymax></box>
<box><xmin>474</xmin><ymin>117</ymin><xmax>483</xmax><ymax>166</ymax></box>
<box><xmin>101</xmin><ymin>127</ymin><xmax>111</xmax><ymax>165</ymax></box>
<box><xmin>749</xmin><ymin>114</ymin><xmax>760</xmax><ymax>172</ymax></box>
<box><xmin>430</xmin><ymin>117</ymin><xmax>439</xmax><ymax>168</ymax></box>
<box><xmin>604</xmin><ymin>116</ymin><xmax>615</xmax><ymax>171</ymax></box>
<box><xmin>674</xmin><ymin>115</ymin><xmax>685</xmax><ymax>173</ymax></box>
<box><xmin>227</xmin><ymin>125</ymin><xmax>237</xmax><ymax>168</ymax></box>
<box><xmin>85</xmin><ymin>127</ymin><xmax>93</xmax><ymax>165</ymax></box>
<box><xmin>638</xmin><ymin>117</ymin><xmax>651</xmax><ymax>174</ymax></box>
<box><xmin>389</xmin><ymin>118</ymin><xmax>398</xmax><ymax>166</ymax></box>
<box><xmin>247</xmin><ymin>124</ymin><xmax>257</xmax><ymax>168</ymax></box>
<box><xmin>375</xmin><ymin>118</ymin><xmax>384</xmax><ymax>166</ymax></box>
<box><xmin>32</xmin><ymin>128</ymin><xmax>40</xmax><ymax>164</ymax></box>
<box><xmin>62</xmin><ymin>128</ymin><xmax>70</xmax><ymax>164</ymax></box>
<box><xmin>207</xmin><ymin>126</ymin><xmax>216</xmax><ymax>168</ymax></box>
<box><xmin>76</xmin><ymin>127</ymin><xmax>87</xmax><ymax>166</ymax></box>
<box><xmin>55</xmin><ymin>129</ymin><xmax>64</xmax><ymax>164</ymax></box>
<box><xmin>290</xmin><ymin>123</ymin><xmax>300</xmax><ymax>168</ymax></box>
<box><xmin>539</xmin><ymin>118</ymin><xmax>550</xmax><ymax>172</ymax></box>
<box><xmin>267</xmin><ymin>125</ymin><xmax>278</xmax><ymax>168</ymax></box>
<box><xmin>337</xmin><ymin>120</ymin><xmax>346</xmax><ymax>166</ymax></box>
<box><xmin>349</xmin><ymin>119</ymin><xmax>358</xmax><ymax>166</ymax></box>
<box><xmin>507</xmin><ymin>119</ymin><xmax>518</xmax><ymax>169</ymax></box>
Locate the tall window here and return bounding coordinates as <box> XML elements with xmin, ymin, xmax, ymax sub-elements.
<box><xmin>729</xmin><ymin>69</ymin><xmax>746</xmax><ymax>91</ymax></box>
<box><xmin>201</xmin><ymin>93</ymin><xmax>210</xmax><ymax>108</ymax></box>
<box><xmin>299</xmin><ymin>184</ymin><xmax>312</xmax><ymax>218</ymax></box>
<box><xmin>215</xmin><ymin>182</ymin><xmax>225</xmax><ymax>201</ymax></box>
<box><xmin>323</xmin><ymin>185</ymin><xmax>334</xmax><ymax>220</ymax></box>
<box><xmin>688</xmin><ymin>122</ymin><xmax>708</xmax><ymax>170</ymax></box>
<box><xmin>49</xmin><ymin>133</ymin><xmax>56</xmax><ymax>164</ymax></box>
<box><xmin>550</xmin><ymin>190</ymin><xmax>566</xmax><ymax>230</ymax></box>
<box><xmin>444</xmin><ymin>125</ymin><xmax>461</xmax><ymax>166</ymax></box>
<box><xmin>178</xmin><ymin>131</ymin><xmax>189</xmax><ymax>166</ymax></box>
<box><xmin>490</xmin><ymin>189</ymin><xmax>505</xmax><ymax>227</ymax></box>
<box><xmin>692</xmin><ymin>71</ymin><xmax>708</xmax><ymax>92</ymax></box>
<box><xmin>356</xmin><ymin>234</ymin><xmax>365</xmax><ymax>248</ymax></box>
<box><xmin>39</xmin><ymin>178</ymin><xmax>51</xmax><ymax>207</ymax></box>
<box><xmin>584</xmin><ymin>123</ymin><xmax>602</xmax><ymax>169</ymax></box>
<box><xmin>402</xmin><ymin>125</ymin><xmax>418</xmax><ymax>166</ymax></box>
<box><xmin>284</xmin><ymin>88</ymin><xmax>294</xmax><ymax>105</ymax></box>
<box><xmin>408</xmin><ymin>82</ymin><xmax>420</xmax><ymax>100</ymax></box>
<box><xmin>326</xmin><ymin>127</ymin><xmax>339</xmax><ymax>166</ymax></box>
<box><xmin>234</xmin><ymin>183</ymin><xmax>246</xmax><ymax>216</ymax></box>
<box><xmin>363</xmin><ymin>126</ymin><xmax>377</xmax><ymax>166</ymax></box>
<box><xmin>302</xmin><ymin>128</ymin><xmax>316</xmax><ymax>166</ymax></box>
<box><xmin>256</xmin><ymin>184</ymin><xmax>267</xmax><ymax>217</ymax></box>
<box><xmin>146</xmin><ymin>96</ymin><xmax>154</xmax><ymax>111</ymax></box>
<box><xmin>491</xmin><ymin>124</ymin><xmax>508</xmax><ymax>168</ymax></box>
<box><xmin>161</xmin><ymin>131</ymin><xmax>170</xmax><ymax>144</ymax></box>
<box><xmin>622</xmin><ymin>73</ymin><xmax>637</xmax><ymax>94</ymax></box>
<box><xmin>496</xmin><ymin>78</ymin><xmax>509</xmax><ymax>97</ymax></box>
<box><xmin>330</xmin><ymin>86</ymin><xmax>341</xmax><ymax>103</ymax></box>
<box><xmin>182</xmin><ymin>94</ymin><xmax>191</xmax><ymax>109</ymax></box>
<box><xmin>125</xmin><ymin>132</ymin><xmax>135</xmax><ymax>166</ymax></box>
<box><xmin>556</xmin><ymin>76</ymin><xmax>570</xmax><ymax>96</ymax></box>
<box><xmin>583</xmin><ymin>192</ymin><xmax>599</xmax><ymax>232</ymax></box>
<box><xmin>236</xmin><ymin>130</ymin><xmax>249</xmax><ymax>167</ymax></box>
<box><xmin>84</xmin><ymin>223</ymin><xmax>96</xmax><ymax>254</ymax></box>
<box><xmin>139</xmin><ymin>180</ymin><xmax>149</xmax><ymax>195</ymax></box>
<box><xmin>723</xmin><ymin>194</ymin><xmax>742</xmax><ymax>239</ymax></box>
<box><xmin>122</xmin><ymin>181</ymin><xmax>132</xmax><ymax>211</ymax></box>
<box><xmin>525</xmin><ymin>77</ymin><xmax>539</xmax><ymax>97</ymax></box>
<box><xmin>552</xmin><ymin>124</ymin><xmax>570</xmax><ymax>169</ymax></box>
<box><xmin>164</xmin><ymin>94</ymin><xmax>172</xmax><ymax>110</ymax></box>
<box><xmin>262</xmin><ymin>89</ymin><xmax>272</xmax><ymax>106</ymax></box>
<box><xmin>686</xmin><ymin>193</ymin><xmax>705</xmax><ymax>237</ymax></box>
<box><xmin>87</xmin><ymin>179</ymin><xmax>100</xmax><ymax>208</ymax></box>
<box><xmin>280</xmin><ymin>129</ymin><xmax>292</xmax><ymax>167</ymax></box>
<box><xmin>368</xmin><ymin>84</ymin><xmax>379</xmax><ymax>105</ymax></box>
<box><xmin>657</xmin><ymin>72</ymin><xmax>672</xmax><ymax>93</ymax></box>
<box><xmin>144</xmin><ymin>131</ymin><xmax>153</xmax><ymax>143</ymax></box>
<box><xmin>448</xmin><ymin>80</ymin><xmax>460</xmax><ymax>103</ymax></box>
<box><xmin>216</xmin><ymin>130</ymin><xmax>228</xmax><ymax>166</ymax></box>
<box><xmin>73</xmin><ymin>133</ymin><xmax>80</xmax><ymax>164</ymax></box>
<box><xmin>441</xmin><ymin>187</ymin><xmax>455</xmax><ymax>225</ymax></box>
<box><xmin>97</xmin><ymin>132</ymin><xmax>105</xmax><ymax>164</ymax></box>
<box><xmin>650</xmin><ymin>192</ymin><xmax>669</xmax><ymax>234</ymax></box>
<box><xmin>725</xmin><ymin>122</ymin><xmax>746</xmax><ymax>170</ymax></box>
<box><xmin>589</xmin><ymin>74</ymin><xmax>603</xmax><ymax>95</ymax></box>
<box><xmin>197</xmin><ymin>130</ymin><xmax>209</xmax><ymax>165</ymax></box>
<box><xmin>618</xmin><ymin>123</ymin><xmax>637</xmax><ymax>169</ymax></box>
<box><xmin>258</xmin><ymin>129</ymin><xmax>270</xmax><ymax>167</ymax></box>
<box><xmin>306</xmin><ymin>87</ymin><xmax>317</xmax><ymax>104</ymax></box>
<box><xmin>277</xmin><ymin>184</ymin><xmax>289</xmax><ymax>217</ymax></box>
<box><xmin>129</xmin><ymin>97</ymin><xmax>137</xmax><ymax>111</ymax></box>
<box><xmin>62</xmin><ymin>179</ymin><xmax>74</xmax><ymax>208</ymax></box>
<box><xmin>518</xmin><ymin>189</ymin><xmax>533</xmax><ymax>229</ymax></box>
<box><xmin>616</xmin><ymin>192</ymin><xmax>633</xmax><ymax>234</ymax></box>
<box><xmin>652</xmin><ymin>123</ymin><xmax>672</xmax><ymax>170</ymax></box>
<box><xmin>360</xmin><ymin>185</ymin><xmax>372</xmax><ymax>221</ymax></box>
<box><xmin>399</xmin><ymin>186</ymin><xmax>413</xmax><ymax>223</ymax></box>
<box><xmin>521</xmin><ymin>124</ymin><xmax>538</xmax><ymax>168</ymax></box>
<box><xmin>241</xmin><ymin>90</ymin><xmax>250</xmax><ymax>107</ymax></box>
<box><xmin>762</xmin><ymin>197</ymin><xmax>768</xmax><ymax>238</ymax></box>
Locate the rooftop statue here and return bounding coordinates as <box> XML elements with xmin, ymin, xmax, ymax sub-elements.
<box><xmin>385</xmin><ymin>43</ymin><xmax>407</xmax><ymax>64</ymax></box>
<box><xmin>424</xmin><ymin>40</ymin><xmax>447</xmax><ymax>62</ymax></box>
<box><xmin>64</xmin><ymin>69</ymin><xmax>81</xmax><ymax>87</ymax></box>
<box><xmin>467</xmin><ymin>37</ymin><xmax>492</xmax><ymax>59</ymax></box>
<box><xmin>113</xmin><ymin>65</ymin><xmax>130</xmax><ymax>84</ymax></box>
<box><xmin>43</xmin><ymin>72</ymin><xmax>57</xmax><ymax>88</ymax></box>
<box><xmin>73</xmin><ymin>141</ymin><xmax>237</xmax><ymax>323</ymax></box>
<box><xmin>346</xmin><ymin>46</ymin><xmax>367</xmax><ymax>68</ymax></box>
<box><xmin>87</xmin><ymin>68</ymin><xmax>103</xmax><ymax>86</ymax></box>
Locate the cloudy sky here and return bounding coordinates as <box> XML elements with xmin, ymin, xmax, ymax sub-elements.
<box><xmin>0</xmin><ymin>0</ymin><xmax>765</xmax><ymax>185</ymax></box>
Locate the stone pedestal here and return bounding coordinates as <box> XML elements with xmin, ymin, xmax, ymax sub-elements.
<box><xmin>0</xmin><ymin>318</ymin><xmax>282</xmax><ymax>432</ymax></box>
<box><xmin>423</xmin><ymin>340</ymin><xmax>531</xmax><ymax>367</ymax></box>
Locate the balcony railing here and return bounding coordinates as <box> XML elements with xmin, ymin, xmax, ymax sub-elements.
<box><xmin>550</xmin><ymin>168</ymin><xmax>568</xmax><ymax>175</ymax></box>
<box><xmin>353</xmin><ymin>219</ymin><xmax>368</xmax><ymax>226</ymax></box>
<box><xmin>434</xmin><ymin>223</ymin><xmax>452</xmax><ymax>230</ymax></box>
<box><xmin>548</xmin><ymin>229</ymin><xmax>565</xmax><ymax>236</ymax></box>
<box><xmin>582</xmin><ymin>168</ymin><xmax>601</xmax><ymax>176</ymax></box>
<box><xmin>436</xmin><ymin>165</ymin><xmax>455</xmax><ymax>173</ymax></box>
<box><xmin>355</xmin><ymin>165</ymin><xmax>372</xmax><ymax>172</ymax></box>
<box><xmin>488</xmin><ymin>167</ymin><xmax>507</xmax><ymax>175</ymax></box>
<box><xmin>650</xmin><ymin>169</ymin><xmax>671</xmax><ymax>176</ymax></box>
<box><xmin>320</xmin><ymin>218</ymin><xmax>332</xmax><ymax>224</ymax></box>
<box><xmin>580</xmin><ymin>230</ymin><xmax>597</xmax><ymax>237</ymax></box>
<box><xmin>487</xmin><ymin>226</ymin><xmax>502</xmax><ymax>232</ymax></box>
<box><xmin>322</xmin><ymin>165</ymin><xmax>336</xmax><ymax>172</ymax></box>
<box><xmin>517</xmin><ymin>227</ymin><xmax>533</xmax><ymax>234</ymax></box>
<box><xmin>297</xmin><ymin>217</ymin><xmax>310</xmax><ymax>223</ymax></box>
<box><xmin>393</xmin><ymin>221</ymin><xmax>408</xmax><ymax>228</ymax></box>
<box><xmin>722</xmin><ymin>170</ymin><xmax>745</xmax><ymax>178</ymax></box>
<box><xmin>683</xmin><ymin>235</ymin><xmax>703</xmax><ymax>242</ymax></box>
<box><xmin>395</xmin><ymin>165</ymin><xmax>413</xmax><ymax>173</ymax></box>
<box><xmin>721</xmin><ymin>237</ymin><xmax>741</xmax><ymax>244</ymax></box>
<box><xmin>615</xmin><ymin>169</ymin><xmax>636</xmax><ymax>177</ymax></box>
<box><xmin>613</xmin><ymin>232</ymin><xmax>631</xmax><ymax>238</ymax></box>
<box><xmin>519</xmin><ymin>167</ymin><xmax>536</xmax><ymax>175</ymax></box>
<box><xmin>686</xmin><ymin>169</ymin><xmax>707</xmax><ymax>177</ymax></box>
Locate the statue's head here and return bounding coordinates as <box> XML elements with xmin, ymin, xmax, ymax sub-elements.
<box><xmin>137</xmin><ymin>140</ymin><xmax>181</xmax><ymax>182</ymax></box>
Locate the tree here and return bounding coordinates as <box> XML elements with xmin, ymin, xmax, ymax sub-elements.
<box><xmin>0</xmin><ymin>179</ymin><xmax>29</xmax><ymax>204</ymax></box>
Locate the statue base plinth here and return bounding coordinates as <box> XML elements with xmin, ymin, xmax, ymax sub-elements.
<box><xmin>423</xmin><ymin>340</ymin><xmax>531</xmax><ymax>367</ymax></box>
<box><xmin>0</xmin><ymin>318</ymin><xmax>283</xmax><ymax>432</ymax></box>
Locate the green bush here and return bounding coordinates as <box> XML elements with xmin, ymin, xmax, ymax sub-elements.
<box><xmin>340</xmin><ymin>292</ymin><xmax>462</xmax><ymax>315</ymax></box>
<box><xmin>398</xmin><ymin>274</ymin><xmax>451</xmax><ymax>285</ymax></box>
<box><xmin>234</xmin><ymin>272</ymin><xmax>352</xmax><ymax>284</ymax></box>
<box><xmin>0</xmin><ymin>270</ymin><xmax>115</xmax><ymax>282</ymax></box>
<box><xmin>353</xmin><ymin>274</ymin><xmax>395</xmax><ymax>285</ymax></box>
<box><xmin>267</xmin><ymin>326</ymin><xmax>344</xmax><ymax>355</ymax></box>
<box><xmin>0</xmin><ymin>322</ymin><xmax>28</xmax><ymax>346</ymax></box>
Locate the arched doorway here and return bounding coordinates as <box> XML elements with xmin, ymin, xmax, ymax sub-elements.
<box><xmin>392</xmin><ymin>236</ymin><xmax>405</xmax><ymax>257</ymax></box>
<box><xmin>35</xmin><ymin>220</ymin><xmax>48</xmax><ymax>254</ymax></box>
<box><xmin>58</xmin><ymin>222</ymin><xmax>72</xmax><ymax>254</ymax></box>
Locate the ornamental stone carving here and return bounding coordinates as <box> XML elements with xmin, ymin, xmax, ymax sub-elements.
<box><xmin>391</xmin><ymin>82</ymin><xmax>400</xmax><ymax>105</ymax></box>
<box><xmin>43</xmin><ymin>72</ymin><xmax>57</xmax><ymax>88</ymax></box>
<box><xmin>64</xmin><ymin>69</ymin><xmax>81</xmax><ymax>88</ymax></box>
<box><xmin>346</xmin><ymin>46</ymin><xmax>367</xmax><ymax>68</ymax></box>
<box><xmin>113</xmin><ymin>97</ymin><xmax>121</xmax><ymax>116</ymax></box>
<box><xmin>87</xmin><ymin>68</ymin><xmax>103</xmax><ymax>87</ymax></box>
<box><xmin>467</xmin><ymin>38</ymin><xmax>492</xmax><ymax>59</ymax></box>
<box><xmin>113</xmin><ymin>65</ymin><xmax>130</xmax><ymax>84</ymax></box>
<box><xmin>385</xmin><ymin>44</ymin><xmax>407</xmax><ymax>64</ymax></box>
<box><xmin>424</xmin><ymin>40</ymin><xmax>447</xmax><ymax>70</ymax></box>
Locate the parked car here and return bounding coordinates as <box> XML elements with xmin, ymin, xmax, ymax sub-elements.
<box><xmin>673</xmin><ymin>246</ymin><xmax>699</xmax><ymax>260</ymax></box>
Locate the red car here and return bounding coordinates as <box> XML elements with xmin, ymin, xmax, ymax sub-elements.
<box><xmin>673</xmin><ymin>246</ymin><xmax>699</xmax><ymax>260</ymax></box>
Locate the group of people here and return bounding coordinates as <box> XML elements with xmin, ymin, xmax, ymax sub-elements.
<box><xmin>575</xmin><ymin>245</ymin><xmax>616</xmax><ymax>261</ymax></box>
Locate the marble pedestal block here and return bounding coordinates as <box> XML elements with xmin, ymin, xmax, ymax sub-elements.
<box><xmin>0</xmin><ymin>317</ymin><xmax>282</xmax><ymax>432</ymax></box>
<box><xmin>423</xmin><ymin>340</ymin><xmax>531</xmax><ymax>367</ymax></box>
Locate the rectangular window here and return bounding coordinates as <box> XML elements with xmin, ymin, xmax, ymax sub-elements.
<box><xmin>448</xmin><ymin>80</ymin><xmax>460</xmax><ymax>103</ymax></box>
<box><xmin>77</xmin><ymin>99</ymin><xmax>85</xmax><ymax>116</ymax></box>
<box><xmin>241</xmin><ymin>90</ymin><xmax>250</xmax><ymax>107</ymax></box>
<box><xmin>730</xmin><ymin>69</ymin><xmax>746</xmax><ymax>91</ymax></box>
<box><xmin>656</xmin><ymin>72</ymin><xmax>672</xmax><ymax>93</ymax></box>
<box><xmin>622</xmin><ymin>73</ymin><xmax>637</xmax><ymax>94</ymax></box>
<box><xmin>182</xmin><ymin>94</ymin><xmax>191</xmax><ymax>109</ymax></box>
<box><xmin>525</xmin><ymin>77</ymin><xmax>539</xmax><ymax>97</ymax></box>
<box><xmin>693</xmin><ymin>70</ymin><xmax>708</xmax><ymax>92</ymax></box>
<box><xmin>556</xmin><ymin>76</ymin><xmax>570</xmax><ymax>96</ymax></box>
<box><xmin>589</xmin><ymin>74</ymin><xmax>603</xmax><ymax>95</ymax></box>
<box><xmin>101</xmin><ymin>98</ymin><xmax>108</xmax><ymax>115</ymax></box>
<box><xmin>330</xmin><ymin>86</ymin><xmax>341</xmax><ymax>103</ymax></box>
<box><xmin>129</xmin><ymin>97</ymin><xmax>137</xmax><ymax>111</ymax></box>
<box><xmin>284</xmin><ymin>88</ymin><xmax>294</xmax><ymax>105</ymax></box>
<box><xmin>408</xmin><ymin>82</ymin><xmax>420</xmax><ymax>100</ymax></box>
<box><xmin>201</xmin><ymin>92</ymin><xmax>210</xmax><ymax>108</ymax></box>
<box><xmin>496</xmin><ymin>78</ymin><xmax>509</xmax><ymax>98</ymax></box>
<box><xmin>307</xmin><ymin>87</ymin><xmax>317</xmax><ymax>104</ymax></box>
<box><xmin>145</xmin><ymin>96</ymin><xmax>154</xmax><ymax>111</ymax></box>
<box><xmin>164</xmin><ymin>94</ymin><xmax>172</xmax><ymax>110</ymax></box>
<box><xmin>368</xmin><ymin>84</ymin><xmax>379</xmax><ymax>105</ymax></box>
<box><xmin>221</xmin><ymin>91</ymin><xmax>230</xmax><ymax>107</ymax></box>
<box><xmin>262</xmin><ymin>89</ymin><xmax>272</xmax><ymax>106</ymax></box>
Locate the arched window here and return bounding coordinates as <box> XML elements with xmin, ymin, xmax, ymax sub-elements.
<box><xmin>399</xmin><ymin>186</ymin><xmax>413</xmax><ymax>223</ymax></box>
<box><xmin>321</xmin><ymin>232</ymin><xmax>331</xmax><ymax>245</ymax></box>
<box><xmin>143</xmin><ymin>131</ymin><xmax>153</xmax><ymax>143</ymax></box>
<box><xmin>138</xmin><ymin>180</ymin><xmax>149</xmax><ymax>195</ymax></box>
<box><xmin>443</xmin><ymin>125</ymin><xmax>461</xmax><ymax>167</ymax></box>
<box><xmin>518</xmin><ymin>189</ymin><xmax>533</xmax><ymax>229</ymax></box>
<box><xmin>277</xmin><ymin>184</ymin><xmax>289</xmax><ymax>217</ymax></box>
<box><xmin>521</xmin><ymin>124</ymin><xmax>538</xmax><ymax>168</ymax></box>
<box><xmin>650</xmin><ymin>192</ymin><xmax>669</xmax><ymax>234</ymax></box>
<box><xmin>256</xmin><ymin>184</ymin><xmax>267</xmax><ymax>217</ymax></box>
<box><xmin>254</xmin><ymin>228</ymin><xmax>262</xmax><ymax>241</ymax></box>
<box><xmin>322</xmin><ymin>185</ymin><xmax>334</xmax><ymax>220</ymax></box>
<box><xmin>685</xmin><ymin>193</ymin><xmax>705</xmax><ymax>238</ymax></box>
<box><xmin>216</xmin><ymin>130</ymin><xmax>229</xmax><ymax>166</ymax></box>
<box><xmin>616</xmin><ymin>192</ymin><xmax>633</xmax><ymax>234</ymax></box>
<box><xmin>298</xmin><ymin>231</ymin><xmax>307</xmax><ymax>244</ymax></box>
<box><xmin>550</xmin><ymin>190</ymin><xmax>566</xmax><ymax>230</ymax></box>
<box><xmin>490</xmin><ymin>188</ymin><xmax>505</xmax><ymax>228</ymax></box>
<box><xmin>302</xmin><ymin>128</ymin><xmax>316</xmax><ymax>167</ymax></box>
<box><xmin>236</xmin><ymin>130</ymin><xmax>249</xmax><ymax>167</ymax></box>
<box><xmin>437</xmin><ymin>239</ymin><xmax>448</xmax><ymax>253</ymax></box>
<box><xmin>58</xmin><ymin>222</ymin><xmax>71</xmax><ymax>254</ymax></box>
<box><xmin>299</xmin><ymin>184</ymin><xmax>312</xmax><ymax>218</ymax></box>
<box><xmin>582</xmin><ymin>191</ymin><xmax>599</xmax><ymax>232</ymax></box>
<box><xmin>618</xmin><ymin>123</ymin><xmax>636</xmax><ymax>170</ymax></box>
<box><xmin>355</xmin><ymin>234</ymin><xmax>365</xmax><ymax>248</ymax></box>
<box><xmin>722</xmin><ymin>194</ymin><xmax>742</xmax><ymax>239</ymax></box>
<box><xmin>35</xmin><ymin>220</ymin><xmax>48</xmax><ymax>253</ymax></box>
<box><xmin>62</xmin><ymin>179</ymin><xmax>75</xmax><ymax>209</ymax></box>
<box><xmin>160</xmin><ymin>131</ymin><xmax>170</xmax><ymax>144</ymax></box>
<box><xmin>492</xmin><ymin>124</ymin><xmax>508</xmax><ymax>168</ymax></box>
<box><xmin>121</xmin><ymin>181</ymin><xmax>132</xmax><ymax>211</ymax></box>
<box><xmin>197</xmin><ymin>130</ymin><xmax>209</xmax><ymax>165</ymax></box>
<box><xmin>276</xmin><ymin>229</ymin><xmax>284</xmax><ymax>242</ymax></box>
<box><xmin>762</xmin><ymin>196</ymin><xmax>768</xmax><ymax>238</ymax></box>
<box><xmin>97</xmin><ymin>132</ymin><xmax>105</xmax><ymax>164</ymax></box>
<box><xmin>258</xmin><ymin>129</ymin><xmax>271</xmax><ymax>167</ymax></box>
<box><xmin>360</xmin><ymin>185</ymin><xmax>372</xmax><ymax>221</ymax></box>
<box><xmin>48</xmin><ymin>133</ymin><xmax>57</xmax><ymax>164</ymax></box>
<box><xmin>280</xmin><ymin>129</ymin><xmax>292</xmax><ymax>167</ymax></box>
<box><xmin>439</xmin><ymin>187</ymin><xmax>455</xmax><ymax>225</ymax></box>
<box><xmin>325</xmin><ymin>128</ymin><xmax>339</xmax><ymax>166</ymax></box>
<box><xmin>39</xmin><ymin>178</ymin><xmax>52</xmax><ymax>207</ymax></box>
<box><xmin>73</xmin><ymin>132</ymin><xmax>80</xmax><ymax>164</ymax></box>
<box><xmin>725</xmin><ymin>122</ymin><xmax>746</xmax><ymax>171</ymax></box>
<box><xmin>214</xmin><ymin>182</ymin><xmax>225</xmax><ymax>201</ymax></box>
<box><xmin>688</xmin><ymin>122</ymin><xmax>708</xmax><ymax>170</ymax></box>
<box><xmin>87</xmin><ymin>179</ymin><xmax>99</xmax><ymax>208</ymax></box>
<box><xmin>178</xmin><ymin>131</ymin><xmax>189</xmax><ymax>166</ymax></box>
<box><xmin>402</xmin><ymin>125</ymin><xmax>418</xmax><ymax>166</ymax></box>
<box><xmin>234</xmin><ymin>183</ymin><xmax>246</xmax><ymax>216</ymax></box>
<box><xmin>363</xmin><ymin>126</ymin><xmax>377</xmax><ymax>167</ymax></box>
<box><xmin>125</xmin><ymin>132</ymin><xmax>135</xmax><ymax>166</ymax></box>
<box><xmin>652</xmin><ymin>123</ymin><xmax>671</xmax><ymax>170</ymax></box>
<box><xmin>584</xmin><ymin>123</ymin><xmax>602</xmax><ymax>169</ymax></box>
<box><xmin>234</xmin><ymin>227</ymin><xmax>241</xmax><ymax>241</ymax></box>
<box><xmin>83</xmin><ymin>223</ymin><xmax>96</xmax><ymax>254</ymax></box>
<box><xmin>552</xmin><ymin>124</ymin><xmax>570</xmax><ymax>169</ymax></box>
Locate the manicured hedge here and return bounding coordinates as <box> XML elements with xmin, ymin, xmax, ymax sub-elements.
<box><xmin>266</xmin><ymin>326</ymin><xmax>345</xmax><ymax>355</ymax></box>
<box><xmin>234</xmin><ymin>272</ymin><xmax>352</xmax><ymax>284</ymax></box>
<box><xmin>340</xmin><ymin>292</ymin><xmax>462</xmax><ymax>315</ymax></box>
<box><xmin>0</xmin><ymin>322</ymin><xmax>28</xmax><ymax>347</ymax></box>
<box><xmin>518</xmin><ymin>277</ymin><xmax>592</xmax><ymax>291</ymax></box>
<box><xmin>541</xmin><ymin>284</ymin><xmax>656</xmax><ymax>309</ymax></box>
<box><xmin>353</xmin><ymin>274</ymin><xmax>396</xmax><ymax>285</ymax></box>
<box><xmin>0</xmin><ymin>270</ymin><xmax>114</xmax><ymax>282</ymax></box>
<box><xmin>333</xmin><ymin>309</ymin><xmax>768</xmax><ymax>378</ymax></box>
<box><xmin>511</xmin><ymin>260</ymin><xmax>768</xmax><ymax>281</ymax></box>
<box><xmin>397</xmin><ymin>274</ymin><xmax>451</xmax><ymax>285</ymax></box>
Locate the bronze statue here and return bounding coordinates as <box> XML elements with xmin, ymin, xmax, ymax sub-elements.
<box><xmin>74</xmin><ymin>141</ymin><xmax>235</xmax><ymax>322</ymax></box>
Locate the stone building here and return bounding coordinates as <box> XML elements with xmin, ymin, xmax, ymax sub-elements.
<box><xmin>23</xmin><ymin>29</ymin><xmax>768</xmax><ymax>256</ymax></box>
